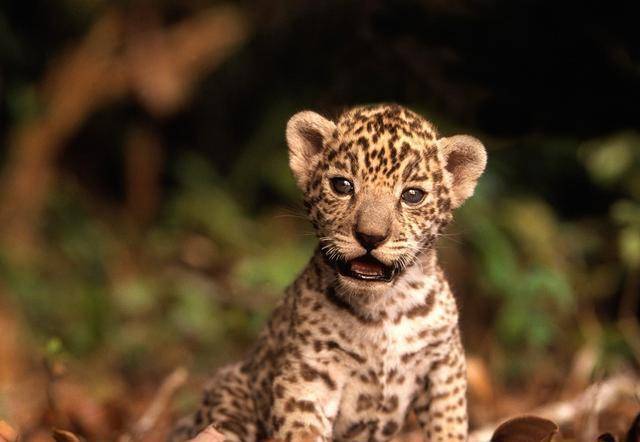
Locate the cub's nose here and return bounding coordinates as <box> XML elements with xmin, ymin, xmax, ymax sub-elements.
<box><xmin>355</xmin><ymin>231</ymin><xmax>388</xmax><ymax>251</ymax></box>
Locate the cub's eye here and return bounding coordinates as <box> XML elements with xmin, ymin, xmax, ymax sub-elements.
<box><xmin>401</xmin><ymin>188</ymin><xmax>426</xmax><ymax>205</ymax></box>
<box><xmin>330</xmin><ymin>177</ymin><xmax>354</xmax><ymax>196</ymax></box>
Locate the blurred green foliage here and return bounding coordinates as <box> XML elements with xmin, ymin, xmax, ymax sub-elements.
<box><xmin>0</xmin><ymin>143</ymin><xmax>317</xmax><ymax>377</ymax></box>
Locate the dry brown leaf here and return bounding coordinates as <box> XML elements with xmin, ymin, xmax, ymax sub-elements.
<box><xmin>52</xmin><ymin>429</ymin><xmax>82</xmax><ymax>442</ymax></box>
<box><xmin>490</xmin><ymin>415</ymin><xmax>559</xmax><ymax>442</ymax></box>
<box><xmin>0</xmin><ymin>421</ymin><xmax>18</xmax><ymax>442</ymax></box>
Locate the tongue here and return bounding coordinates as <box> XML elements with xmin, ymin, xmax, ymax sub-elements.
<box><xmin>350</xmin><ymin>257</ymin><xmax>385</xmax><ymax>276</ymax></box>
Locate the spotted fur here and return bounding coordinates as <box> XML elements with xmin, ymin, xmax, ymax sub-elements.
<box><xmin>170</xmin><ymin>104</ymin><xmax>487</xmax><ymax>442</ymax></box>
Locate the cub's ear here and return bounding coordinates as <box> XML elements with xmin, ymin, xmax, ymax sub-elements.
<box><xmin>286</xmin><ymin>111</ymin><xmax>336</xmax><ymax>190</ymax></box>
<box><xmin>439</xmin><ymin>135</ymin><xmax>487</xmax><ymax>208</ymax></box>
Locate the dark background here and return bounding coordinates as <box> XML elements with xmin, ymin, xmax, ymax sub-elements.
<box><xmin>0</xmin><ymin>0</ymin><xmax>639</xmax><ymax>440</ymax></box>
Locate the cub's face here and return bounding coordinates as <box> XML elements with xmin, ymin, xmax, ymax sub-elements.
<box><xmin>286</xmin><ymin>105</ymin><xmax>486</xmax><ymax>295</ymax></box>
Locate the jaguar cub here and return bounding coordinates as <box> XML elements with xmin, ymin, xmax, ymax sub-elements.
<box><xmin>171</xmin><ymin>104</ymin><xmax>487</xmax><ymax>442</ymax></box>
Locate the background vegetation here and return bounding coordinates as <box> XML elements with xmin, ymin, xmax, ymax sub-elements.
<box><xmin>0</xmin><ymin>0</ymin><xmax>639</xmax><ymax>440</ymax></box>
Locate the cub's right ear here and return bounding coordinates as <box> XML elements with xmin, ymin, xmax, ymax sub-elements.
<box><xmin>286</xmin><ymin>111</ymin><xmax>336</xmax><ymax>190</ymax></box>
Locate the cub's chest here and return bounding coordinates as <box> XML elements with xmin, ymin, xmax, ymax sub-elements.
<box><xmin>333</xmin><ymin>366</ymin><xmax>417</xmax><ymax>441</ymax></box>
<box><xmin>330</xmin><ymin>322</ymin><xmax>444</xmax><ymax>442</ymax></box>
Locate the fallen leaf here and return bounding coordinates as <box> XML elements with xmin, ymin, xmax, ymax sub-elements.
<box><xmin>0</xmin><ymin>421</ymin><xmax>18</xmax><ymax>442</ymax></box>
<box><xmin>52</xmin><ymin>429</ymin><xmax>82</xmax><ymax>442</ymax></box>
<box><xmin>490</xmin><ymin>415</ymin><xmax>559</xmax><ymax>442</ymax></box>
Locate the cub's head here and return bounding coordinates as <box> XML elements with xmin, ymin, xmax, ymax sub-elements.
<box><xmin>286</xmin><ymin>104</ymin><xmax>486</xmax><ymax>294</ymax></box>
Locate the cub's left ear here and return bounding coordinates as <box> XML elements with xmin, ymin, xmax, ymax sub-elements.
<box><xmin>439</xmin><ymin>135</ymin><xmax>487</xmax><ymax>208</ymax></box>
<box><xmin>286</xmin><ymin>111</ymin><xmax>337</xmax><ymax>190</ymax></box>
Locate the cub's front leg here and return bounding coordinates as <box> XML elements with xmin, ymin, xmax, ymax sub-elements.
<box><xmin>414</xmin><ymin>331</ymin><xmax>468</xmax><ymax>442</ymax></box>
<box><xmin>269</xmin><ymin>358</ymin><xmax>344</xmax><ymax>442</ymax></box>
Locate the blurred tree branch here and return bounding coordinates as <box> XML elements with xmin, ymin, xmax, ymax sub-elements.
<box><xmin>0</xmin><ymin>4</ymin><xmax>249</xmax><ymax>260</ymax></box>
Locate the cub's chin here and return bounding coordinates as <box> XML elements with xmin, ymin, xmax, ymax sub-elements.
<box><xmin>336</xmin><ymin>273</ymin><xmax>393</xmax><ymax>296</ymax></box>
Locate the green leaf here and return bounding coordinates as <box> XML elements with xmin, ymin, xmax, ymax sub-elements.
<box><xmin>581</xmin><ymin>131</ymin><xmax>640</xmax><ymax>185</ymax></box>
<box><xmin>619</xmin><ymin>227</ymin><xmax>640</xmax><ymax>269</ymax></box>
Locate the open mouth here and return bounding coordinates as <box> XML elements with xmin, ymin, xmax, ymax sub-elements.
<box><xmin>335</xmin><ymin>254</ymin><xmax>397</xmax><ymax>282</ymax></box>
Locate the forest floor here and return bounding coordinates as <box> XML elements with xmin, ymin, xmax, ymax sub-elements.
<box><xmin>1</xmin><ymin>302</ymin><xmax>638</xmax><ymax>442</ymax></box>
